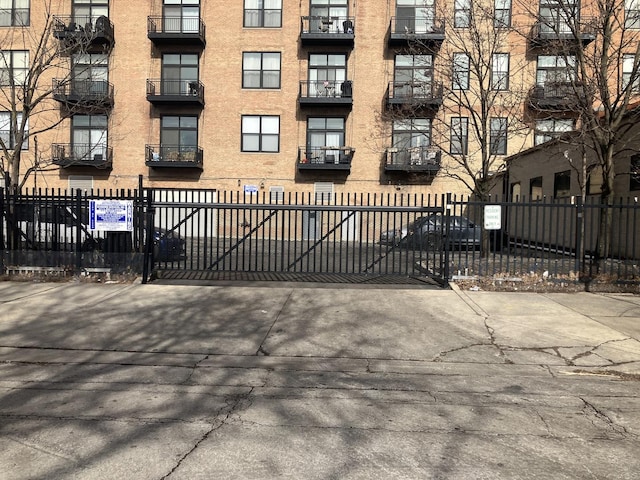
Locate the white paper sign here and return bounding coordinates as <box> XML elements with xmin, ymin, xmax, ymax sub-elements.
<box><xmin>484</xmin><ymin>205</ymin><xmax>501</xmax><ymax>230</ymax></box>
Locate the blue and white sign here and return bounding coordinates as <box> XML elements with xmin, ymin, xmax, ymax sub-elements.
<box><xmin>89</xmin><ymin>200</ymin><xmax>134</xmax><ymax>232</ymax></box>
<box><xmin>244</xmin><ymin>184</ymin><xmax>258</xmax><ymax>195</ymax></box>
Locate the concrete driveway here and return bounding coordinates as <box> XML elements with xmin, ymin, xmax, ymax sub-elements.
<box><xmin>0</xmin><ymin>281</ymin><xmax>639</xmax><ymax>479</ymax></box>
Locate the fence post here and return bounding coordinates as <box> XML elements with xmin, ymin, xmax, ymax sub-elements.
<box><xmin>444</xmin><ymin>192</ymin><xmax>451</xmax><ymax>283</ymax></box>
<box><xmin>142</xmin><ymin>188</ymin><xmax>154</xmax><ymax>284</ymax></box>
<box><xmin>75</xmin><ymin>189</ymin><xmax>83</xmax><ymax>273</ymax></box>
<box><xmin>0</xmin><ymin>187</ymin><xmax>4</xmax><ymax>274</ymax></box>
<box><xmin>574</xmin><ymin>196</ymin><xmax>583</xmax><ymax>277</ymax></box>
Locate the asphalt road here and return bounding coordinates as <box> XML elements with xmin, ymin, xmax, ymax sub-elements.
<box><xmin>0</xmin><ymin>281</ymin><xmax>639</xmax><ymax>479</ymax></box>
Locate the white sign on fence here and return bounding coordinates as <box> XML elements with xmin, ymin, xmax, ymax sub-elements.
<box><xmin>89</xmin><ymin>200</ymin><xmax>134</xmax><ymax>232</ymax></box>
<box><xmin>484</xmin><ymin>205</ymin><xmax>502</xmax><ymax>230</ymax></box>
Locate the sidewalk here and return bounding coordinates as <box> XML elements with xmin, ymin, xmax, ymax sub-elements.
<box><xmin>0</xmin><ymin>281</ymin><xmax>639</xmax><ymax>479</ymax></box>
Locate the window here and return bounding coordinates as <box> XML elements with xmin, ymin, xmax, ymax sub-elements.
<box><xmin>242</xmin><ymin>115</ymin><xmax>279</xmax><ymax>152</ymax></box>
<box><xmin>160</xmin><ymin>115</ymin><xmax>198</xmax><ymax>158</ymax></box>
<box><xmin>395</xmin><ymin>0</ymin><xmax>435</xmax><ymax>34</ymax></box>
<box><xmin>307</xmin><ymin>117</ymin><xmax>345</xmax><ymax>163</ymax></box>
<box><xmin>71</xmin><ymin>54</ymin><xmax>108</xmax><ymax>96</ymax></box>
<box><xmin>393</xmin><ymin>54</ymin><xmax>433</xmax><ymax>99</ymax></box>
<box><xmin>623</xmin><ymin>54</ymin><xmax>640</xmax><ymax>91</ymax></box>
<box><xmin>72</xmin><ymin>0</ymin><xmax>108</xmax><ymax>22</ymax></box>
<box><xmin>244</xmin><ymin>0</ymin><xmax>281</xmax><ymax>28</ymax></box>
<box><xmin>554</xmin><ymin>170</ymin><xmax>571</xmax><ymax>197</ymax></box>
<box><xmin>587</xmin><ymin>165</ymin><xmax>604</xmax><ymax>195</ymax></box>
<box><xmin>530</xmin><ymin>176</ymin><xmax>543</xmax><ymax>200</ymax></box>
<box><xmin>0</xmin><ymin>111</ymin><xmax>28</xmax><ymax>150</ymax></box>
<box><xmin>454</xmin><ymin>0</ymin><xmax>471</xmax><ymax>27</ymax></box>
<box><xmin>630</xmin><ymin>155</ymin><xmax>640</xmax><ymax>191</ymax></box>
<box><xmin>536</xmin><ymin>55</ymin><xmax>576</xmax><ymax>86</ymax></box>
<box><xmin>308</xmin><ymin>53</ymin><xmax>347</xmax><ymax>96</ymax></box>
<box><xmin>535</xmin><ymin>119</ymin><xmax>573</xmax><ymax>145</ymax></box>
<box><xmin>392</xmin><ymin>118</ymin><xmax>432</xmax><ymax>165</ymax></box>
<box><xmin>491</xmin><ymin>53</ymin><xmax>509</xmax><ymax>90</ymax></box>
<box><xmin>162</xmin><ymin>53</ymin><xmax>198</xmax><ymax>94</ymax></box>
<box><xmin>494</xmin><ymin>0</ymin><xmax>511</xmax><ymax>27</ymax></box>
<box><xmin>490</xmin><ymin>117</ymin><xmax>507</xmax><ymax>155</ymax></box>
<box><xmin>0</xmin><ymin>50</ymin><xmax>28</xmax><ymax>86</ymax></box>
<box><xmin>163</xmin><ymin>0</ymin><xmax>199</xmax><ymax>34</ymax></box>
<box><xmin>450</xmin><ymin>117</ymin><xmax>468</xmax><ymax>155</ymax></box>
<box><xmin>539</xmin><ymin>0</ymin><xmax>576</xmax><ymax>35</ymax></box>
<box><xmin>310</xmin><ymin>0</ymin><xmax>348</xmax><ymax>33</ymax></box>
<box><xmin>453</xmin><ymin>53</ymin><xmax>470</xmax><ymax>90</ymax></box>
<box><xmin>510</xmin><ymin>182</ymin><xmax>521</xmax><ymax>200</ymax></box>
<box><xmin>0</xmin><ymin>0</ymin><xmax>29</xmax><ymax>26</ymax></box>
<box><xmin>72</xmin><ymin>115</ymin><xmax>107</xmax><ymax>162</ymax></box>
<box><xmin>243</xmin><ymin>52</ymin><xmax>280</xmax><ymax>89</ymax></box>
<box><xmin>626</xmin><ymin>0</ymin><xmax>640</xmax><ymax>28</ymax></box>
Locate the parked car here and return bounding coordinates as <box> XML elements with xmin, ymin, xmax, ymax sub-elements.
<box><xmin>153</xmin><ymin>228</ymin><xmax>186</xmax><ymax>262</ymax></box>
<box><xmin>81</xmin><ymin>227</ymin><xmax>186</xmax><ymax>262</ymax></box>
<box><xmin>380</xmin><ymin>214</ymin><xmax>481</xmax><ymax>250</ymax></box>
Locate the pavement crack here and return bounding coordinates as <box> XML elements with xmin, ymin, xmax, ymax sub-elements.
<box><xmin>579</xmin><ymin>397</ymin><xmax>636</xmax><ymax>439</ymax></box>
<box><xmin>484</xmin><ymin>318</ymin><xmax>512</xmax><ymax>364</ymax></box>
<box><xmin>255</xmin><ymin>290</ymin><xmax>293</xmax><ymax>356</ymax></box>
<box><xmin>431</xmin><ymin>342</ymin><xmax>491</xmax><ymax>362</ymax></box>
<box><xmin>181</xmin><ymin>355</ymin><xmax>209</xmax><ymax>385</ymax></box>
<box><xmin>161</xmin><ymin>387</ymin><xmax>255</xmax><ymax>479</ymax></box>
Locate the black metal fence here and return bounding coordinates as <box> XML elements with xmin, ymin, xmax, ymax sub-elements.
<box><xmin>2</xmin><ymin>185</ymin><xmax>639</xmax><ymax>285</ymax></box>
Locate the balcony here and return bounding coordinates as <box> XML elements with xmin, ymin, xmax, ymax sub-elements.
<box><xmin>384</xmin><ymin>147</ymin><xmax>441</xmax><ymax>173</ymax></box>
<box><xmin>145</xmin><ymin>145</ymin><xmax>204</xmax><ymax>169</ymax></box>
<box><xmin>387</xmin><ymin>81</ymin><xmax>443</xmax><ymax>109</ymax></box>
<box><xmin>146</xmin><ymin>79</ymin><xmax>205</xmax><ymax>106</ymax></box>
<box><xmin>388</xmin><ymin>17</ymin><xmax>445</xmax><ymax>47</ymax></box>
<box><xmin>298</xmin><ymin>146</ymin><xmax>354</xmax><ymax>172</ymax></box>
<box><xmin>52</xmin><ymin>144</ymin><xmax>112</xmax><ymax>169</ymax></box>
<box><xmin>300</xmin><ymin>16</ymin><xmax>355</xmax><ymax>46</ymax></box>
<box><xmin>299</xmin><ymin>80</ymin><xmax>353</xmax><ymax>109</ymax></box>
<box><xmin>529</xmin><ymin>18</ymin><xmax>595</xmax><ymax>48</ymax></box>
<box><xmin>52</xmin><ymin>79</ymin><xmax>114</xmax><ymax>110</ymax></box>
<box><xmin>147</xmin><ymin>16</ymin><xmax>206</xmax><ymax>48</ymax></box>
<box><xmin>53</xmin><ymin>15</ymin><xmax>115</xmax><ymax>54</ymax></box>
<box><xmin>528</xmin><ymin>82</ymin><xmax>585</xmax><ymax>111</ymax></box>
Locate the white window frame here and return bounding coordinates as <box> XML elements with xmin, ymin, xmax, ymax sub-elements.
<box><xmin>242</xmin><ymin>115</ymin><xmax>280</xmax><ymax>152</ymax></box>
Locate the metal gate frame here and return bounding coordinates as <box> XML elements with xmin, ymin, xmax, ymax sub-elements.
<box><xmin>143</xmin><ymin>193</ymin><xmax>448</xmax><ymax>286</ymax></box>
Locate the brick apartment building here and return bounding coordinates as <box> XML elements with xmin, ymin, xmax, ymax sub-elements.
<box><xmin>0</xmin><ymin>0</ymin><xmax>618</xmax><ymax>197</ymax></box>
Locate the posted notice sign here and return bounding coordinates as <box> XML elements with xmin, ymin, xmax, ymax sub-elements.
<box><xmin>484</xmin><ymin>205</ymin><xmax>502</xmax><ymax>230</ymax></box>
<box><xmin>89</xmin><ymin>200</ymin><xmax>134</xmax><ymax>232</ymax></box>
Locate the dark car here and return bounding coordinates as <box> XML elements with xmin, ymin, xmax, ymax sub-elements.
<box><xmin>153</xmin><ymin>228</ymin><xmax>186</xmax><ymax>262</ymax></box>
<box><xmin>81</xmin><ymin>227</ymin><xmax>186</xmax><ymax>262</ymax></box>
<box><xmin>380</xmin><ymin>214</ymin><xmax>481</xmax><ymax>250</ymax></box>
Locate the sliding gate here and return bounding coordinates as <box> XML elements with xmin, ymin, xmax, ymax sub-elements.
<box><xmin>146</xmin><ymin>190</ymin><xmax>448</xmax><ymax>285</ymax></box>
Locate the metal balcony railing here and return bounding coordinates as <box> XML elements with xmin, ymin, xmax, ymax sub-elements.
<box><xmin>147</xmin><ymin>15</ymin><xmax>206</xmax><ymax>46</ymax></box>
<box><xmin>528</xmin><ymin>82</ymin><xmax>586</xmax><ymax>110</ymax></box>
<box><xmin>387</xmin><ymin>81</ymin><xmax>443</xmax><ymax>106</ymax></box>
<box><xmin>52</xmin><ymin>79</ymin><xmax>114</xmax><ymax>108</ymax></box>
<box><xmin>146</xmin><ymin>79</ymin><xmax>205</xmax><ymax>105</ymax></box>
<box><xmin>389</xmin><ymin>16</ymin><xmax>445</xmax><ymax>45</ymax></box>
<box><xmin>530</xmin><ymin>17</ymin><xmax>595</xmax><ymax>46</ymax></box>
<box><xmin>298</xmin><ymin>146</ymin><xmax>354</xmax><ymax>171</ymax></box>
<box><xmin>385</xmin><ymin>146</ymin><xmax>441</xmax><ymax>173</ymax></box>
<box><xmin>52</xmin><ymin>143</ymin><xmax>113</xmax><ymax>168</ymax></box>
<box><xmin>145</xmin><ymin>145</ymin><xmax>204</xmax><ymax>169</ymax></box>
<box><xmin>298</xmin><ymin>80</ymin><xmax>353</xmax><ymax>107</ymax></box>
<box><xmin>300</xmin><ymin>15</ymin><xmax>355</xmax><ymax>45</ymax></box>
<box><xmin>52</xmin><ymin>15</ymin><xmax>115</xmax><ymax>51</ymax></box>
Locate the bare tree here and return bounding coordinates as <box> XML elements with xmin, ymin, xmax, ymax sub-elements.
<box><xmin>0</xmin><ymin>1</ymin><xmax>113</xmax><ymax>193</ymax></box>
<box><xmin>519</xmin><ymin>0</ymin><xmax>640</xmax><ymax>259</ymax></box>
<box><xmin>434</xmin><ymin>0</ymin><xmax>532</xmax><ymax>201</ymax></box>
